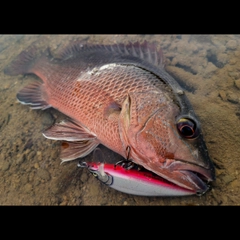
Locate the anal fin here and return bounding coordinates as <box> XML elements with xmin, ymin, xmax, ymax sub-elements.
<box><xmin>17</xmin><ymin>82</ymin><xmax>51</xmax><ymax>110</ymax></box>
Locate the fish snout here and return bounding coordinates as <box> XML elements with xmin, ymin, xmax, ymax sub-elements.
<box><xmin>161</xmin><ymin>159</ymin><xmax>215</xmax><ymax>194</ymax></box>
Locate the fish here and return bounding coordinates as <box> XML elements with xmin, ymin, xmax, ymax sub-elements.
<box><xmin>4</xmin><ymin>40</ymin><xmax>215</xmax><ymax>196</ymax></box>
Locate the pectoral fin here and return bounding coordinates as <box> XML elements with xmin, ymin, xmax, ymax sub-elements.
<box><xmin>43</xmin><ymin>119</ymin><xmax>99</xmax><ymax>163</ymax></box>
<box><xmin>42</xmin><ymin>119</ymin><xmax>96</xmax><ymax>141</ymax></box>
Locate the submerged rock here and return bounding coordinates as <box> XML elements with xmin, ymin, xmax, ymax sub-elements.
<box><xmin>37</xmin><ymin>169</ymin><xmax>51</xmax><ymax>181</ymax></box>
<box><xmin>234</xmin><ymin>79</ymin><xmax>240</xmax><ymax>90</ymax></box>
<box><xmin>227</xmin><ymin>91</ymin><xmax>239</xmax><ymax>104</ymax></box>
<box><xmin>226</xmin><ymin>40</ymin><xmax>237</xmax><ymax>50</ymax></box>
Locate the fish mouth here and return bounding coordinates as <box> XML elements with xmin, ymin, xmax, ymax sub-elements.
<box><xmin>157</xmin><ymin>159</ymin><xmax>215</xmax><ymax>195</ymax></box>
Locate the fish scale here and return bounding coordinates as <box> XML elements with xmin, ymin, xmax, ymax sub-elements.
<box><xmin>45</xmin><ymin>64</ymin><xmax>169</xmax><ymax>157</ymax></box>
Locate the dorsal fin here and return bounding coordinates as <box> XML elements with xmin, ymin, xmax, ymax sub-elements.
<box><xmin>57</xmin><ymin>40</ymin><xmax>191</xmax><ymax>113</ymax></box>
<box><xmin>57</xmin><ymin>40</ymin><xmax>165</xmax><ymax>69</ymax></box>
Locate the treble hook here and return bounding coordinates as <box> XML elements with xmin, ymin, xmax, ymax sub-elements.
<box><xmin>77</xmin><ymin>161</ymin><xmax>88</xmax><ymax>168</ymax></box>
<box><xmin>114</xmin><ymin>146</ymin><xmax>137</xmax><ymax>170</ymax></box>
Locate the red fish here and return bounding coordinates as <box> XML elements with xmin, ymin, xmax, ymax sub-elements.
<box><xmin>4</xmin><ymin>40</ymin><xmax>215</xmax><ymax>195</ymax></box>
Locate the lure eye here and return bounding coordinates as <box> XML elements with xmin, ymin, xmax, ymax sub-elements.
<box><xmin>92</xmin><ymin>172</ymin><xmax>98</xmax><ymax>177</ymax></box>
<box><xmin>177</xmin><ymin>118</ymin><xmax>198</xmax><ymax>139</ymax></box>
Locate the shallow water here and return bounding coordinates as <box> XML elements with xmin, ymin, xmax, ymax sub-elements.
<box><xmin>0</xmin><ymin>34</ymin><xmax>240</xmax><ymax>205</ymax></box>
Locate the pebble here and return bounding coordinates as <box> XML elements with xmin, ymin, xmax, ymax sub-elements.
<box><xmin>234</xmin><ymin>79</ymin><xmax>240</xmax><ymax>90</ymax></box>
<box><xmin>234</xmin><ymin>51</ymin><xmax>240</xmax><ymax>57</ymax></box>
<box><xmin>226</xmin><ymin>40</ymin><xmax>237</xmax><ymax>50</ymax></box>
<box><xmin>41</xmin><ymin>112</ymin><xmax>54</xmax><ymax>126</ymax></box>
<box><xmin>228</xmin><ymin>71</ymin><xmax>240</xmax><ymax>80</ymax></box>
<box><xmin>0</xmin><ymin>83</ymin><xmax>12</xmax><ymax>91</ymax></box>
<box><xmin>60</xmin><ymin>201</ymin><xmax>67</xmax><ymax>206</ymax></box>
<box><xmin>219</xmin><ymin>90</ymin><xmax>227</xmax><ymax>101</ymax></box>
<box><xmin>80</xmin><ymin>171</ymin><xmax>88</xmax><ymax>183</ymax></box>
<box><xmin>133</xmin><ymin>196</ymin><xmax>149</xmax><ymax>205</ymax></box>
<box><xmin>204</xmin><ymin>62</ymin><xmax>218</xmax><ymax>77</ymax></box>
<box><xmin>21</xmin><ymin>175</ymin><xmax>29</xmax><ymax>185</ymax></box>
<box><xmin>34</xmin><ymin>163</ymin><xmax>40</xmax><ymax>169</ymax></box>
<box><xmin>50</xmin><ymin>150</ymin><xmax>58</xmax><ymax>160</ymax></box>
<box><xmin>37</xmin><ymin>168</ymin><xmax>51</xmax><ymax>181</ymax></box>
<box><xmin>34</xmin><ymin>179</ymin><xmax>41</xmax><ymax>186</ymax></box>
<box><xmin>0</xmin><ymin>152</ymin><xmax>5</xmax><ymax>159</ymax></box>
<box><xmin>28</xmin><ymin>172</ymin><xmax>35</xmax><ymax>182</ymax></box>
<box><xmin>1</xmin><ymin>162</ymin><xmax>10</xmax><ymax>172</ymax></box>
<box><xmin>229</xmin><ymin>59</ymin><xmax>237</xmax><ymax>65</ymax></box>
<box><xmin>227</xmin><ymin>92</ymin><xmax>239</xmax><ymax>104</ymax></box>
<box><xmin>26</xmin><ymin>151</ymin><xmax>36</xmax><ymax>161</ymax></box>
<box><xmin>217</xmin><ymin>53</ymin><xmax>228</xmax><ymax>66</ymax></box>
<box><xmin>221</xmin><ymin>175</ymin><xmax>236</xmax><ymax>185</ymax></box>
<box><xmin>88</xmin><ymin>182</ymin><xmax>99</xmax><ymax>197</ymax></box>
<box><xmin>221</xmin><ymin>195</ymin><xmax>229</xmax><ymax>204</ymax></box>
<box><xmin>37</xmin><ymin>151</ymin><xmax>42</xmax><ymax>161</ymax></box>
<box><xmin>15</xmin><ymin>138</ymin><xmax>23</xmax><ymax>145</ymax></box>
<box><xmin>24</xmin><ymin>183</ymin><xmax>33</xmax><ymax>193</ymax></box>
<box><xmin>37</xmin><ymin>151</ymin><xmax>42</xmax><ymax>156</ymax></box>
<box><xmin>229</xmin><ymin>179</ymin><xmax>240</xmax><ymax>189</ymax></box>
<box><xmin>0</xmin><ymin>55</ymin><xmax>6</xmax><ymax>60</ymax></box>
<box><xmin>16</xmin><ymin>155</ymin><xmax>25</xmax><ymax>165</ymax></box>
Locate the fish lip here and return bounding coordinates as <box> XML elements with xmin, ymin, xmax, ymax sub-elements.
<box><xmin>174</xmin><ymin>160</ymin><xmax>215</xmax><ymax>181</ymax></box>
<box><xmin>161</xmin><ymin>159</ymin><xmax>215</xmax><ymax>194</ymax></box>
<box><xmin>178</xmin><ymin>170</ymin><xmax>210</xmax><ymax>195</ymax></box>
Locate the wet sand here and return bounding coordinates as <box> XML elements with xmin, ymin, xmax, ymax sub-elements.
<box><xmin>0</xmin><ymin>34</ymin><xmax>240</xmax><ymax>205</ymax></box>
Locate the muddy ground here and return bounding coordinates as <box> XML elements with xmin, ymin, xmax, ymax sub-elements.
<box><xmin>0</xmin><ymin>34</ymin><xmax>240</xmax><ymax>205</ymax></box>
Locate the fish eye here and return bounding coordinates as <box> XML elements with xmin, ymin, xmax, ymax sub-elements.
<box><xmin>177</xmin><ymin>118</ymin><xmax>198</xmax><ymax>139</ymax></box>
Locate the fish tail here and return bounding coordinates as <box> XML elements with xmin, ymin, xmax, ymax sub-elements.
<box><xmin>4</xmin><ymin>45</ymin><xmax>51</xmax><ymax>76</ymax></box>
<box><xmin>17</xmin><ymin>81</ymin><xmax>51</xmax><ymax>110</ymax></box>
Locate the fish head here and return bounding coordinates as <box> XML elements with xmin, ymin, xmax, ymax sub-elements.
<box><xmin>119</xmin><ymin>91</ymin><xmax>215</xmax><ymax>195</ymax></box>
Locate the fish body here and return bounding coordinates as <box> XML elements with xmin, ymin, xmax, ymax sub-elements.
<box><xmin>5</xmin><ymin>40</ymin><xmax>215</xmax><ymax>195</ymax></box>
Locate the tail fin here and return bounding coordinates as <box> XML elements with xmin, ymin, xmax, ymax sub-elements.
<box><xmin>17</xmin><ymin>81</ymin><xmax>51</xmax><ymax>110</ymax></box>
<box><xmin>4</xmin><ymin>45</ymin><xmax>51</xmax><ymax>76</ymax></box>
